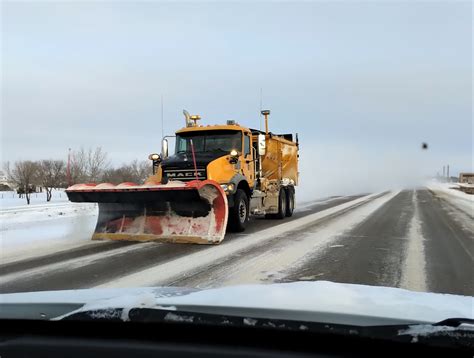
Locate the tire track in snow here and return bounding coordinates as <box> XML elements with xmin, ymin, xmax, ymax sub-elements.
<box><xmin>279</xmin><ymin>190</ymin><xmax>415</xmax><ymax>289</ymax></box>
<box><xmin>415</xmin><ymin>189</ymin><xmax>474</xmax><ymax>295</ymax></box>
<box><xmin>0</xmin><ymin>241</ymin><xmax>135</xmax><ymax>275</ymax></box>
<box><xmin>177</xmin><ymin>191</ymin><xmax>401</xmax><ymax>288</ymax></box>
<box><xmin>0</xmin><ymin>242</ymin><xmax>157</xmax><ymax>290</ymax></box>
<box><xmin>96</xmin><ymin>192</ymin><xmax>388</xmax><ymax>289</ymax></box>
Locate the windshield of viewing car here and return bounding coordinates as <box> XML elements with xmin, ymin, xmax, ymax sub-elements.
<box><xmin>0</xmin><ymin>0</ymin><xmax>472</xmax><ymax>332</ymax></box>
<box><xmin>176</xmin><ymin>131</ymin><xmax>242</xmax><ymax>154</ymax></box>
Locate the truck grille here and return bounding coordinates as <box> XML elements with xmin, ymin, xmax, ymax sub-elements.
<box><xmin>163</xmin><ymin>167</ymin><xmax>207</xmax><ymax>181</ymax></box>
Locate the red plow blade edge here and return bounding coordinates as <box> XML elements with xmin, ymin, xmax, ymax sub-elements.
<box><xmin>66</xmin><ymin>180</ymin><xmax>228</xmax><ymax>244</ymax></box>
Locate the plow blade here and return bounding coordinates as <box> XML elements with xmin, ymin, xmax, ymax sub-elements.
<box><xmin>66</xmin><ymin>180</ymin><xmax>228</xmax><ymax>244</ymax></box>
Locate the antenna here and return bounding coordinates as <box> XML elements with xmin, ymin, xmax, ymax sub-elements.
<box><xmin>259</xmin><ymin>88</ymin><xmax>263</xmax><ymax>130</ymax></box>
<box><xmin>67</xmin><ymin>148</ymin><xmax>72</xmax><ymax>187</ymax></box>
<box><xmin>161</xmin><ymin>95</ymin><xmax>164</xmax><ymax>139</ymax></box>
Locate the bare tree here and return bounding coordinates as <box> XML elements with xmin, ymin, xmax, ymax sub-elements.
<box><xmin>128</xmin><ymin>160</ymin><xmax>152</xmax><ymax>184</ymax></box>
<box><xmin>101</xmin><ymin>167</ymin><xmax>134</xmax><ymax>184</ymax></box>
<box><xmin>70</xmin><ymin>147</ymin><xmax>109</xmax><ymax>184</ymax></box>
<box><xmin>70</xmin><ymin>148</ymin><xmax>88</xmax><ymax>184</ymax></box>
<box><xmin>87</xmin><ymin>147</ymin><xmax>109</xmax><ymax>182</ymax></box>
<box><xmin>37</xmin><ymin>160</ymin><xmax>65</xmax><ymax>201</ymax></box>
<box><xmin>5</xmin><ymin>160</ymin><xmax>39</xmax><ymax>205</ymax></box>
<box><xmin>101</xmin><ymin>160</ymin><xmax>152</xmax><ymax>184</ymax></box>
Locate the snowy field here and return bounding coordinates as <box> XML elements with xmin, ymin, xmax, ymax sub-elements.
<box><xmin>0</xmin><ymin>189</ymin><xmax>69</xmax><ymax>208</ymax></box>
<box><xmin>1</xmin><ymin>190</ymin><xmax>97</xmax><ymax>262</ymax></box>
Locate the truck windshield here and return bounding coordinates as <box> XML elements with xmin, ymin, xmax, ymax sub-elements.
<box><xmin>176</xmin><ymin>130</ymin><xmax>242</xmax><ymax>154</ymax></box>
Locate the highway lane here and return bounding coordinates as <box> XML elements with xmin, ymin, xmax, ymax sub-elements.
<box><xmin>1</xmin><ymin>190</ymin><xmax>472</xmax><ymax>296</ymax></box>
<box><xmin>281</xmin><ymin>190</ymin><xmax>414</xmax><ymax>288</ymax></box>
<box><xmin>418</xmin><ymin>189</ymin><xmax>474</xmax><ymax>295</ymax></box>
<box><xmin>0</xmin><ymin>195</ymin><xmax>363</xmax><ymax>293</ymax></box>
<box><xmin>282</xmin><ymin>189</ymin><xmax>474</xmax><ymax>296</ymax></box>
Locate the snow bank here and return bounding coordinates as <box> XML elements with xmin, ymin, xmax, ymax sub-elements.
<box><xmin>426</xmin><ymin>180</ymin><xmax>473</xmax><ymax>216</ymax></box>
<box><xmin>1</xmin><ymin>200</ymin><xmax>98</xmax><ymax>262</ymax></box>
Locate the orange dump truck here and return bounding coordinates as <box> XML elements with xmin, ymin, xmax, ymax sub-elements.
<box><xmin>66</xmin><ymin>110</ymin><xmax>299</xmax><ymax>244</ymax></box>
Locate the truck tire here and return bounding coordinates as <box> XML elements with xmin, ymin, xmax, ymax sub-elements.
<box><xmin>275</xmin><ymin>187</ymin><xmax>287</xmax><ymax>219</ymax></box>
<box><xmin>265</xmin><ymin>188</ymin><xmax>287</xmax><ymax>220</ymax></box>
<box><xmin>285</xmin><ymin>187</ymin><xmax>295</xmax><ymax>217</ymax></box>
<box><xmin>228</xmin><ymin>189</ymin><xmax>249</xmax><ymax>232</ymax></box>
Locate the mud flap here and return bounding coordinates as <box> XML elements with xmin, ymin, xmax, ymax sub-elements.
<box><xmin>66</xmin><ymin>180</ymin><xmax>228</xmax><ymax>244</ymax></box>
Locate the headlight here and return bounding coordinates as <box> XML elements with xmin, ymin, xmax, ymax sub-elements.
<box><xmin>230</xmin><ymin>149</ymin><xmax>238</xmax><ymax>157</ymax></box>
<box><xmin>220</xmin><ymin>183</ymin><xmax>235</xmax><ymax>193</ymax></box>
<box><xmin>148</xmin><ymin>153</ymin><xmax>161</xmax><ymax>161</ymax></box>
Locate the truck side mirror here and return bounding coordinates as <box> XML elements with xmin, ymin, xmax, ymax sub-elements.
<box><xmin>258</xmin><ymin>134</ymin><xmax>266</xmax><ymax>156</ymax></box>
<box><xmin>161</xmin><ymin>139</ymin><xmax>169</xmax><ymax>159</ymax></box>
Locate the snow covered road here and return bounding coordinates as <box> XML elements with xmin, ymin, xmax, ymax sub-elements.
<box><xmin>1</xmin><ymin>189</ymin><xmax>472</xmax><ymax>296</ymax></box>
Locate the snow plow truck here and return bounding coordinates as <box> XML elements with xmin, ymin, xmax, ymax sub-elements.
<box><xmin>66</xmin><ymin>110</ymin><xmax>299</xmax><ymax>244</ymax></box>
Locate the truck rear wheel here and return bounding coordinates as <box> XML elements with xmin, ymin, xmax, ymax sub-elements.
<box><xmin>275</xmin><ymin>187</ymin><xmax>287</xmax><ymax>219</ymax></box>
<box><xmin>265</xmin><ymin>188</ymin><xmax>287</xmax><ymax>220</ymax></box>
<box><xmin>285</xmin><ymin>187</ymin><xmax>295</xmax><ymax>217</ymax></box>
<box><xmin>228</xmin><ymin>189</ymin><xmax>249</xmax><ymax>232</ymax></box>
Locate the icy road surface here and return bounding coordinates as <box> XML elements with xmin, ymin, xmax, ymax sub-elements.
<box><xmin>1</xmin><ymin>188</ymin><xmax>473</xmax><ymax>296</ymax></box>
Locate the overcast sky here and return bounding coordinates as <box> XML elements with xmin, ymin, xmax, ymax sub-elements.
<box><xmin>1</xmin><ymin>1</ymin><xmax>472</xmax><ymax>197</ymax></box>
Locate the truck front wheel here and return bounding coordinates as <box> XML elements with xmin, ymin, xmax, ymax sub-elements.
<box><xmin>228</xmin><ymin>189</ymin><xmax>249</xmax><ymax>232</ymax></box>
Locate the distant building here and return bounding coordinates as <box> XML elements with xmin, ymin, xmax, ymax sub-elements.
<box><xmin>0</xmin><ymin>170</ymin><xmax>12</xmax><ymax>190</ymax></box>
<box><xmin>0</xmin><ymin>170</ymin><xmax>8</xmax><ymax>185</ymax></box>
<box><xmin>459</xmin><ymin>173</ymin><xmax>474</xmax><ymax>184</ymax></box>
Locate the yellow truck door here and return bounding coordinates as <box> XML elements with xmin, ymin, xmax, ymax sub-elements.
<box><xmin>242</xmin><ymin>132</ymin><xmax>255</xmax><ymax>188</ymax></box>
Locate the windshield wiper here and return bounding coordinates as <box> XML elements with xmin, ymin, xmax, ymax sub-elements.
<box><xmin>433</xmin><ymin>318</ymin><xmax>474</xmax><ymax>327</ymax></box>
<box><xmin>59</xmin><ymin>307</ymin><xmax>474</xmax><ymax>351</ymax></box>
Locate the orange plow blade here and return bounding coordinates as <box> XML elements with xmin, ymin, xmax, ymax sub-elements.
<box><xmin>66</xmin><ymin>180</ymin><xmax>228</xmax><ymax>244</ymax></box>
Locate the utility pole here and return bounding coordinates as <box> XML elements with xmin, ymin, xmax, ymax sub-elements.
<box><xmin>67</xmin><ymin>148</ymin><xmax>72</xmax><ymax>187</ymax></box>
<box><xmin>259</xmin><ymin>88</ymin><xmax>263</xmax><ymax>131</ymax></box>
<box><xmin>447</xmin><ymin>164</ymin><xmax>450</xmax><ymax>182</ymax></box>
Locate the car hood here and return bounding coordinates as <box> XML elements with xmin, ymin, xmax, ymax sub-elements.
<box><xmin>0</xmin><ymin>281</ymin><xmax>472</xmax><ymax>325</ymax></box>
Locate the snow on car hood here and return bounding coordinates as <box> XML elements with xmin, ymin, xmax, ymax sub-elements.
<box><xmin>1</xmin><ymin>281</ymin><xmax>472</xmax><ymax>323</ymax></box>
